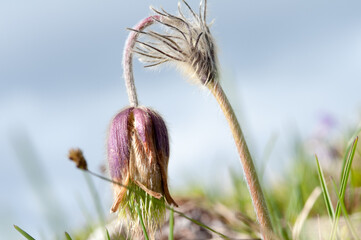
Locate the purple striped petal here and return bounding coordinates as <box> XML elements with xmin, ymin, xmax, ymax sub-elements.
<box><xmin>147</xmin><ymin>109</ymin><xmax>170</xmax><ymax>158</ymax></box>
<box><xmin>107</xmin><ymin>107</ymin><xmax>133</xmax><ymax>180</ymax></box>
<box><xmin>133</xmin><ymin>107</ymin><xmax>153</xmax><ymax>145</ymax></box>
<box><xmin>107</xmin><ymin>106</ymin><xmax>177</xmax><ymax>208</ymax></box>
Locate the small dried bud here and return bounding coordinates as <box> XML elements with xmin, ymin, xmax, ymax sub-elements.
<box><xmin>131</xmin><ymin>0</ymin><xmax>218</xmax><ymax>85</ymax></box>
<box><xmin>68</xmin><ymin>148</ymin><xmax>88</xmax><ymax>170</ymax></box>
<box><xmin>107</xmin><ymin>106</ymin><xmax>177</xmax><ymax>213</ymax></box>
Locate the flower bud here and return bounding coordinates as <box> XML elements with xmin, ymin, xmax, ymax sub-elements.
<box><xmin>107</xmin><ymin>106</ymin><xmax>177</xmax><ymax>212</ymax></box>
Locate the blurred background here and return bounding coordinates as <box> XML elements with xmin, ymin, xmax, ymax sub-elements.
<box><xmin>1</xmin><ymin>0</ymin><xmax>361</xmax><ymax>239</ymax></box>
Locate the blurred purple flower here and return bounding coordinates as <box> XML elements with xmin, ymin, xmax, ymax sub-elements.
<box><xmin>305</xmin><ymin>113</ymin><xmax>342</xmax><ymax>166</ymax></box>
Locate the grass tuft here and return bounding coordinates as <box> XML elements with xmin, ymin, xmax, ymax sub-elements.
<box><xmin>118</xmin><ymin>181</ymin><xmax>166</xmax><ymax>238</ymax></box>
<box><xmin>136</xmin><ymin>203</ymin><xmax>150</xmax><ymax>240</ymax></box>
<box><xmin>331</xmin><ymin>179</ymin><xmax>360</xmax><ymax>240</ymax></box>
<box><xmin>330</xmin><ymin>137</ymin><xmax>358</xmax><ymax>239</ymax></box>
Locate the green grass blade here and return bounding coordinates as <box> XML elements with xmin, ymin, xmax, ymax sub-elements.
<box><xmin>87</xmin><ymin>167</ymin><xmax>233</xmax><ymax>239</ymax></box>
<box><xmin>339</xmin><ymin>137</ymin><xmax>358</xmax><ymax>200</ymax></box>
<box><xmin>292</xmin><ymin>187</ymin><xmax>321</xmax><ymax>240</ymax></box>
<box><xmin>330</xmin><ymin>137</ymin><xmax>358</xmax><ymax>240</ymax></box>
<box><xmin>267</xmin><ymin>194</ymin><xmax>290</xmax><ymax>240</ymax></box>
<box><xmin>14</xmin><ymin>225</ymin><xmax>36</xmax><ymax>240</ymax></box>
<box><xmin>315</xmin><ymin>155</ymin><xmax>335</xmax><ymax>219</ymax></box>
<box><xmin>84</xmin><ymin>173</ymin><xmax>105</xmax><ymax>225</ymax></box>
<box><xmin>340</xmin><ymin>128</ymin><xmax>361</xmax><ymax>181</ymax></box>
<box><xmin>136</xmin><ymin>203</ymin><xmax>149</xmax><ymax>240</ymax></box>
<box><xmin>331</xmin><ymin>180</ymin><xmax>360</xmax><ymax>240</ymax></box>
<box><xmin>169</xmin><ymin>207</ymin><xmax>174</xmax><ymax>240</ymax></box>
<box><xmin>105</xmin><ymin>228</ymin><xmax>111</xmax><ymax>240</ymax></box>
<box><xmin>65</xmin><ymin>232</ymin><xmax>72</xmax><ymax>240</ymax></box>
<box><xmin>170</xmin><ymin>208</ymin><xmax>230</xmax><ymax>239</ymax></box>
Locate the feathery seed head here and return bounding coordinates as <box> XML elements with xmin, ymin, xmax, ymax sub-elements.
<box><xmin>131</xmin><ymin>0</ymin><xmax>218</xmax><ymax>85</ymax></box>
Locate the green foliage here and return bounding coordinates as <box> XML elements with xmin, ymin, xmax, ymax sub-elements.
<box><xmin>105</xmin><ymin>229</ymin><xmax>111</xmax><ymax>240</ymax></box>
<box><xmin>330</xmin><ymin>137</ymin><xmax>358</xmax><ymax>239</ymax></box>
<box><xmin>136</xmin><ymin>203</ymin><xmax>149</xmax><ymax>240</ymax></box>
<box><xmin>316</xmin><ymin>155</ymin><xmax>335</xmax><ymax>219</ymax></box>
<box><xmin>331</xmin><ymin>180</ymin><xmax>360</xmax><ymax>240</ymax></box>
<box><xmin>118</xmin><ymin>181</ymin><xmax>166</xmax><ymax>237</ymax></box>
<box><xmin>14</xmin><ymin>121</ymin><xmax>361</xmax><ymax>239</ymax></box>
<box><xmin>14</xmin><ymin>225</ymin><xmax>36</xmax><ymax>240</ymax></box>
<box><xmin>169</xmin><ymin>207</ymin><xmax>174</xmax><ymax>240</ymax></box>
<box><xmin>64</xmin><ymin>232</ymin><xmax>73</xmax><ymax>240</ymax></box>
<box><xmin>210</xmin><ymin>129</ymin><xmax>361</xmax><ymax>239</ymax></box>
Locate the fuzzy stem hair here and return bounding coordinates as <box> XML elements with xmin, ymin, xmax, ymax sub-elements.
<box><xmin>123</xmin><ymin>15</ymin><xmax>161</xmax><ymax>107</ymax></box>
<box><xmin>208</xmin><ymin>81</ymin><xmax>273</xmax><ymax>239</ymax></box>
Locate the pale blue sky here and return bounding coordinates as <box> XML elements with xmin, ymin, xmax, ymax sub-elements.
<box><xmin>1</xmin><ymin>0</ymin><xmax>361</xmax><ymax>239</ymax></box>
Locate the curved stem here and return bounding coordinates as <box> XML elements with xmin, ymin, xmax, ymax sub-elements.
<box><xmin>123</xmin><ymin>15</ymin><xmax>161</xmax><ymax>107</ymax></box>
<box><xmin>208</xmin><ymin>82</ymin><xmax>273</xmax><ymax>239</ymax></box>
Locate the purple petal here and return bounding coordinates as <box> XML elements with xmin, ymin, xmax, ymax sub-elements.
<box><xmin>133</xmin><ymin>107</ymin><xmax>152</xmax><ymax>145</ymax></box>
<box><xmin>107</xmin><ymin>107</ymin><xmax>133</xmax><ymax>180</ymax></box>
<box><xmin>147</xmin><ymin>109</ymin><xmax>170</xmax><ymax>158</ymax></box>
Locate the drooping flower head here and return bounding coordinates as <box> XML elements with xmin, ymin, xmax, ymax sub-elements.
<box><xmin>131</xmin><ymin>0</ymin><xmax>219</xmax><ymax>85</ymax></box>
<box><xmin>108</xmin><ymin>1</ymin><xmax>218</xmax><ymax>237</ymax></box>
<box><xmin>107</xmin><ymin>106</ymin><xmax>177</xmax><ymax>234</ymax></box>
<box><xmin>116</xmin><ymin>1</ymin><xmax>273</xmax><ymax>238</ymax></box>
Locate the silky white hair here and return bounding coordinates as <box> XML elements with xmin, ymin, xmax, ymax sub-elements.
<box><xmin>129</xmin><ymin>0</ymin><xmax>219</xmax><ymax>85</ymax></box>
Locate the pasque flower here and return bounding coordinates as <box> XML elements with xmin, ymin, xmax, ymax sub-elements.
<box><xmin>130</xmin><ymin>1</ymin><xmax>274</xmax><ymax>239</ymax></box>
<box><xmin>108</xmin><ymin>106</ymin><xmax>178</xmax><ymax>212</ymax></box>
<box><xmin>108</xmin><ymin>0</ymin><xmax>272</xmax><ymax>238</ymax></box>
<box><xmin>104</xmin><ymin>7</ymin><xmax>180</xmax><ymax>237</ymax></box>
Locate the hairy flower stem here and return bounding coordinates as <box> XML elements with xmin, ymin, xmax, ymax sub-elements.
<box><xmin>208</xmin><ymin>82</ymin><xmax>273</xmax><ymax>239</ymax></box>
<box><xmin>123</xmin><ymin>15</ymin><xmax>160</xmax><ymax>107</ymax></box>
